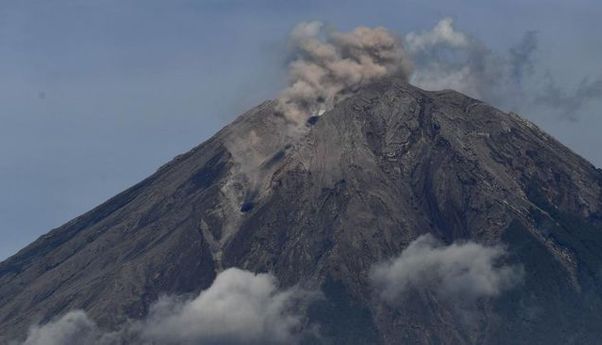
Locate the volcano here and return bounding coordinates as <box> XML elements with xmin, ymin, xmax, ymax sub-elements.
<box><xmin>2</xmin><ymin>77</ymin><xmax>602</xmax><ymax>345</ymax></box>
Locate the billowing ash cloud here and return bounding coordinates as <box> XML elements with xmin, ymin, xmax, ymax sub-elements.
<box><xmin>16</xmin><ymin>268</ymin><xmax>312</xmax><ymax>345</ymax></box>
<box><xmin>277</xmin><ymin>21</ymin><xmax>413</xmax><ymax>125</ymax></box>
<box><xmin>370</xmin><ymin>234</ymin><xmax>523</xmax><ymax>304</ymax></box>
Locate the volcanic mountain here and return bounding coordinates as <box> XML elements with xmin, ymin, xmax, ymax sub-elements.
<box><xmin>2</xmin><ymin>77</ymin><xmax>602</xmax><ymax>345</ymax></box>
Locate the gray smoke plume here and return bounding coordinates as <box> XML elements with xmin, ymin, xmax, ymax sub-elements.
<box><xmin>509</xmin><ymin>30</ymin><xmax>538</xmax><ymax>84</ymax></box>
<box><xmin>536</xmin><ymin>76</ymin><xmax>602</xmax><ymax>121</ymax></box>
<box><xmin>406</xmin><ymin>17</ymin><xmax>525</xmax><ymax>106</ymax></box>
<box><xmin>406</xmin><ymin>18</ymin><xmax>602</xmax><ymax>121</ymax></box>
<box><xmin>370</xmin><ymin>234</ymin><xmax>523</xmax><ymax>304</ymax></box>
<box><xmin>277</xmin><ymin>17</ymin><xmax>602</xmax><ymax>124</ymax></box>
<box><xmin>15</xmin><ymin>268</ymin><xmax>314</xmax><ymax>345</ymax></box>
<box><xmin>277</xmin><ymin>21</ymin><xmax>413</xmax><ymax>126</ymax></box>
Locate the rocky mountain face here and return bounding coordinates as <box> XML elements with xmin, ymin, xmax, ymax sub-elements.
<box><xmin>2</xmin><ymin>77</ymin><xmax>602</xmax><ymax>344</ymax></box>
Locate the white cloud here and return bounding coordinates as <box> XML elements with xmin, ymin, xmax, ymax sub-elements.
<box><xmin>17</xmin><ymin>268</ymin><xmax>312</xmax><ymax>345</ymax></box>
<box><xmin>19</xmin><ymin>311</ymin><xmax>111</xmax><ymax>345</ymax></box>
<box><xmin>140</xmin><ymin>268</ymin><xmax>307</xmax><ymax>345</ymax></box>
<box><xmin>405</xmin><ymin>17</ymin><xmax>469</xmax><ymax>53</ymax></box>
<box><xmin>405</xmin><ymin>18</ymin><xmax>511</xmax><ymax>103</ymax></box>
<box><xmin>370</xmin><ymin>234</ymin><xmax>523</xmax><ymax>303</ymax></box>
<box><xmin>16</xmin><ymin>311</ymin><xmax>127</xmax><ymax>345</ymax></box>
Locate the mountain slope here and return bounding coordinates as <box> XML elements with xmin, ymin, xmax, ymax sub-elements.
<box><xmin>2</xmin><ymin>77</ymin><xmax>602</xmax><ymax>344</ymax></box>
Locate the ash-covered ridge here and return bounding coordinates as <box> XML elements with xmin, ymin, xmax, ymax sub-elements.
<box><xmin>1</xmin><ymin>77</ymin><xmax>602</xmax><ymax>345</ymax></box>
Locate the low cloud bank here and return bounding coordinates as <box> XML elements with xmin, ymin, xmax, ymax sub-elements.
<box><xmin>140</xmin><ymin>268</ymin><xmax>307</xmax><ymax>345</ymax></box>
<box><xmin>17</xmin><ymin>268</ymin><xmax>311</xmax><ymax>345</ymax></box>
<box><xmin>370</xmin><ymin>234</ymin><xmax>523</xmax><ymax>303</ymax></box>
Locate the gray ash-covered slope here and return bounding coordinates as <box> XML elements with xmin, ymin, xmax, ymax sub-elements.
<box><xmin>2</xmin><ymin>77</ymin><xmax>602</xmax><ymax>344</ymax></box>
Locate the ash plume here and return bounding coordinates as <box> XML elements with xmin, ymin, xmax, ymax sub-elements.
<box><xmin>277</xmin><ymin>17</ymin><xmax>602</xmax><ymax>124</ymax></box>
<box><xmin>277</xmin><ymin>21</ymin><xmax>413</xmax><ymax>126</ymax></box>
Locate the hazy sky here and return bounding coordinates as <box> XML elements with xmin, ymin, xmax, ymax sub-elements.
<box><xmin>1</xmin><ymin>0</ymin><xmax>601</xmax><ymax>260</ymax></box>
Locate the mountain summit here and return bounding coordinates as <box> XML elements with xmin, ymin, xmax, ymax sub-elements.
<box><xmin>2</xmin><ymin>77</ymin><xmax>602</xmax><ymax>344</ymax></box>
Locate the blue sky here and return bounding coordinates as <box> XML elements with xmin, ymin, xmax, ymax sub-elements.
<box><xmin>1</xmin><ymin>0</ymin><xmax>601</xmax><ymax>260</ymax></box>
